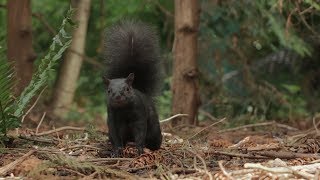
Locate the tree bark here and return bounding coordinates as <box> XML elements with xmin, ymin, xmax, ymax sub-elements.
<box><xmin>51</xmin><ymin>0</ymin><xmax>91</xmax><ymax>117</ymax></box>
<box><xmin>7</xmin><ymin>0</ymin><xmax>36</xmax><ymax>95</ymax></box>
<box><xmin>172</xmin><ymin>0</ymin><xmax>200</xmax><ymax>126</ymax></box>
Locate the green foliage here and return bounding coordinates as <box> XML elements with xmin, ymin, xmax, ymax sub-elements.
<box><xmin>0</xmin><ymin>8</ymin><xmax>74</xmax><ymax>141</ymax></box>
<box><xmin>305</xmin><ymin>0</ymin><xmax>320</xmax><ymax>10</ymax></box>
<box><xmin>255</xmin><ymin>0</ymin><xmax>311</xmax><ymax>56</ymax></box>
<box><xmin>0</xmin><ymin>59</ymin><xmax>18</xmax><ymax>140</ymax></box>
<box><xmin>3</xmin><ymin>0</ymin><xmax>317</xmax><ymax>126</ymax></box>
<box><xmin>157</xmin><ymin>77</ymin><xmax>172</xmax><ymax>120</ymax></box>
<box><xmin>12</xmin><ymin>8</ymin><xmax>74</xmax><ymax>118</ymax></box>
<box><xmin>200</xmin><ymin>0</ymin><xmax>320</xmax><ymax>122</ymax></box>
<box><xmin>282</xmin><ymin>84</ymin><xmax>301</xmax><ymax>94</ymax></box>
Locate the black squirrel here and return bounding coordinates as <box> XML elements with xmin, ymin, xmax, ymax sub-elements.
<box><xmin>102</xmin><ymin>20</ymin><xmax>163</xmax><ymax>156</ymax></box>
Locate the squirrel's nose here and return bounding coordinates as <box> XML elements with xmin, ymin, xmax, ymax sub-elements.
<box><xmin>115</xmin><ymin>95</ymin><xmax>121</xmax><ymax>100</ymax></box>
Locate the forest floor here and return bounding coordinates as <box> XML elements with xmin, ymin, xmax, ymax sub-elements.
<box><xmin>1</xmin><ymin>115</ymin><xmax>320</xmax><ymax>179</ymax></box>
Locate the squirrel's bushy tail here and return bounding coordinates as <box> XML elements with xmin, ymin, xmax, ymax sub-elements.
<box><xmin>104</xmin><ymin>20</ymin><xmax>162</xmax><ymax>97</ymax></box>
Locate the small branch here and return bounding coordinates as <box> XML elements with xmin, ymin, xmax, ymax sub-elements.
<box><xmin>35</xmin><ymin>126</ymin><xmax>86</xmax><ymax>136</ymax></box>
<box><xmin>68</xmin><ymin>49</ymin><xmax>104</xmax><ymax>69</ymax></box>
<box><xmin>169</xmin><ymin>168</ymin><xmax>197</xmax><ymax>175</ymax></box>
<box><xmin>0</xmin><ymin>150</ymin><xmax>35</xmax><ymax>176</ymax></box>
<box><xmin>209</xmin><ymin>150</ymin><xmax>269</xmax><ymax>159</ymax></box>
<box><xmin>147</xmin><ymin>0</ymin><xmax>173</xmax><ymax>18</ymax></box>
<box><xmin>218</xmin><ymin>161</ymin><xmax>234</xmax><ymax>180</ymax></box>
<box><xmin>199</xmin><ymin>109</ymin><xmax>219</xmax><ymax>121</ymax></box>
<box><xmin>300</xmin><ymin>6</ymin><xmax>314</xmax><ymax>15</ymax></box>
<box><xmin>244</xmin><ymin>163</ymin><xmax>314</xmax><ymax>179</ymax></box>
<box><xmin>19</xmin><ymin>135</ymin><xmax>57</xmax><ymax>144</ymax></box>
<box><xmin>127</xmin><ymin>165</ymin><xmax>156</xmax><ymax>173</ymax></box>
<box><xmin>21</xmin><ymin>87</ymin><xmax>47</xmax><ymax>123</ymax></box>
<box><xmin>298</xmin><ymin>12</ymin><xmax>320</xmax><ymax>38</ymax></box>
<box><xmin>60</xmin><ymin>145</ymin><xmax>102</xmax><ymax>151</ymax></box>
<box><xmin>188</xmin><ymin>149</ymin><xmax>213</xmax><ymax>180</ymax></box>
<box><xmin>32</xmin><ymin>12</ymin><xmax>57</xmax><ymax>35</ymax></box>
<box><xmin>219</xmin><ymin>121</ymin><xmax>298</xmax><ymax>133</ymax></box>
<box><xmin>80</xmin><ymin>171</ymin><xmax>98</xmax><ymax>180</ymax></box>
<box><xmin>188</xmin><ymin>118</ymin><xmax>226</xmax><ymax>139</ymax></box>
<box><xmin>228</xmin><ymin>136</ymin><xmax>250</xmax><ymax>148</ymax></box>
<box><xmin>246</xmin><ymin>143</ymin><xmax>280</xmax><ymax>151</ymax></box>
<box><xmin>36</xmin><ymin>112</ymin><xmax>46</xmax><ymax>134</ymax></box>
<box><xmin>82</xmin><ymin>158</ymin><xmax>133</xmax><ymax>163</ymax></box>
<box><xmin>254</xmin><ymin>151</ymin><xmax>320</xmax><ymax>159</ymax></box>
<box><xmin>160</xmin><ymin>114</ymin><xmax>189</xmax><ymax>123</ymax></box>
<box><xmin>0</xmin><ymin>5</ymin><xmax>58</xmax><ymax>38</ymax></box>
<box><xmin>62</xmin><ymin>167</ymin><xmax>86</xmax><ymax>177</ymax></box>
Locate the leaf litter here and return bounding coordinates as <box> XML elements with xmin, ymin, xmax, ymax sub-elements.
<box><xmin>1</xmin><ymin>117</ymin><xmax>320</xmax><ymax>179</ymax></box>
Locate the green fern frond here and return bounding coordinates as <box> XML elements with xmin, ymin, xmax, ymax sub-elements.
<box><xmin>0</xmin><ymin>8</ymin><xmax>74</xmax><ymax>140</ymax></box>
<box><xmin>0</xmin><ymin>59</ymin><xmax>16</xmax><ymax>137</ymax></box>
<box><xmin>0</xmin><ymin>60</ymin><xmax>14</xmax><ymax>107</ymax></box>
<box><xmin>11</xmin><ymin>8</ymin><xmax>74</xmax><ymax>118</ymax></box>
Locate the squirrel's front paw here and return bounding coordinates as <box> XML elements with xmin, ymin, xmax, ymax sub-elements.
<box><xmin>137</xmin><ymin>146</ymin><xmax>144</xmax><ymax>155</ymax></box>
<box><xmin>111</xmin><ymin>147</ymin><xmax>123</xmax><ymax>157</ymax></box>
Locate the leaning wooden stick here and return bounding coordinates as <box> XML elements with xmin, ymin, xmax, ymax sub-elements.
<box><xmin>0</xmin><ymin>149</ymin><xmax>35</xmax><ymax>176</ymax></box>
<box><xmin>160</xmin><ymin>114</ymin><xmax>189</xmax><ymax>123</ymax></box>
<box><xmin>35</xmin><ymin>126</ymin><xmax>85</xmax><ymax>136</ymax></box>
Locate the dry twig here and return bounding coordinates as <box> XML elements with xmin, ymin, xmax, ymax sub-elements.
<box><xmin>21</xmin><ymin>87</ymin><xmax>47</xmax><ymax>123</ymax></box>
<box><xmin>19</xmin><ymin>135</ymin><xmax>57</xmax><ymax>144</ymax></box>
<box><xmin>219</xmin><ymin>121</ymin><xmax>298</xmax><ymax>133</ymax></box>
<box><xmin>35</xmin><ymin>126</ymin><xmax>86</xmax><ymax>136</ymax></box>
<box><xmin>60</xmin><ymin>145</ymin><xmax>102</xmax><ymax>151</ymax></box>
<box><xmin>0</xmin><ymin>150</ymin><xmax>35</xmax><ymax>176</ymax></box>
<box><xmin>82</xmin><ymin>158</ymin><xmax>133</xmax><ymax>163</ymax></box>
<box><xmin>210</xmin><ymin>150</ymin><xmax>269</xmax><ymax>159</ymax></box>
<box><xmin>218</xmin><ymin>161</ymin><xmax>234</xmax><ymax>180</ymax></box>
<box><xmin>36</xmin><ymin>112</ymin><xmax>46</xmax><ymax>135</ymax></box>
<box><xmin>255</xmin><ymin>151</ymin><xmax>320</xmax><ymax>159</ymax></box>
<box><xmin>199</xmin><ymin>109</ymin><xmax>219</xmax><ymax>121</ymax></box>
<box><xmin>189</xmin><ymin>118</ymin><xmax>226</xmax><ymax>139</ymax></box>
<box><xmin>160</xmin><ymin>114</ymin><xmax>189</xmax><ymax>123</ymax></box>
<box><xmin>188</xmin><ymin>149</ymin><xmax>213</xmax><ymax>180</ymax></box>
<box><xmin>244</xmin><ymin>163</ymin><xmax>315</xmax><ymax>179</ymax></box>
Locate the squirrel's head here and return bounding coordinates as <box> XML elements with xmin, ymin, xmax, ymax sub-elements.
<box><xmin>103</xmin><ymin>73</ymin><xmax>135</xmax><ymax>108</ymax></box>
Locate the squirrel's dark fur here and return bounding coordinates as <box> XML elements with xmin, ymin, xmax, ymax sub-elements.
<box><xmin>103</xmin><ymin>20</ymin><xmax>162</xmax><ymax>156</ymax></box>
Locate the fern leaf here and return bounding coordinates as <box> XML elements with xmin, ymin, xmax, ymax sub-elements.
<box><xmin>0</xmin><ymin>60</ymin><xmax>14</xmax><ymax>110</ymax></box>
<box><xmin>11</xmin><ymin>8</ymin><xmax>74</xmax><ymax>118</ymax></box>
<box><xmin>0</xmin><ymin>59</ymin><xmax>16</xmax><ymax>136</ymax></box>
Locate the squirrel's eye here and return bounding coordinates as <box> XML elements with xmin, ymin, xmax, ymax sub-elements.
<box><xmin>126</xmin><ymin>87</ymin><xmax>130</xmax><ymax>92</ymax></box>
<box><xmin>107</xmin><ymin>89</ymin><xmax>111</xmax><ymax>93</ymax></box>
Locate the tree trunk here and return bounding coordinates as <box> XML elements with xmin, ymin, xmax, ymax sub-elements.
<box><xmin>51</xmin><ymin>0</ymin><xmax>91</xmax><ymax>117</ymax></box>
<box><xmin>172</xmin><ymin>0</ymin><xmax>200</xmax><ymax>126</ymax></box>
<box><xmin>7</xmin><ymin>0</ymin><xmax>36</xmax><ymax>95</ymax></box>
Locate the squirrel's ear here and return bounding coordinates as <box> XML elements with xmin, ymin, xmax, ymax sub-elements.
<box><xmin>102</xmin><ymin>76</ymin><xmax>110</xmax><ymax>87</ymax></box>
<box><xmin>126</xmin><ymin>73</ymin><xmax>134</xmax><ymax>86</ymax></box>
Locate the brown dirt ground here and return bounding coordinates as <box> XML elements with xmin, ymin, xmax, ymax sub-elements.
<box><xmin>1</xmin><ymin>116</ymin><xmax>320</xmax><ymax>179</ymax></box>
